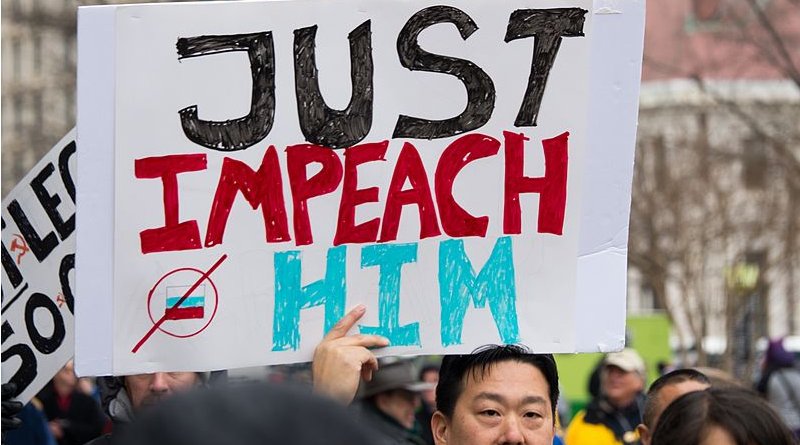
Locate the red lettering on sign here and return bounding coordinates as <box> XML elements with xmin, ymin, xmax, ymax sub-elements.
<box><xmin>205</xmin><ymin>146</ymin><xmax>290</xmax><ymax>246</ymax></box>
<box><xmin>135</xmin><ymin>154</ymin><xmax>207</xmax><ymax>254</ymax></box>
<box><xmin>334</xmin><ymin>141</ymin><xmax>388</xmax><ymax>246</ymax></box>
<box><xmin>434</xmin><ymin>133</ymin><xmax>500</xmax><ymax>238</ymax></box>
<box><xmin>503</xmin><ymin>131</ymin><xmax>568</xmax><ymax>235</ymax></box>
<box><xmin>379</xmin><ymin>142</ymin><xmax>440</xmax><ymax>243</ymax></box>
<box><xmin>286</xmin><ymin>144</ymin><xmax>343</xmax><ymax>246</ymax></box>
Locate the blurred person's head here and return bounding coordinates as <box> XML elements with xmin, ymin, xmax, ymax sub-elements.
<box><xmin>692</xmin><ymin>367</ymin><xmax>742</xmax><ymax>389</ymax></box>
<box><xmin>651</xmin><ymin>387</ymin><xmax>795</xmax><ymax>445</ymax></box>
<box><xmin>118</xmin><ymin>382</ymin><xmax>378</xmax><ymax>445</ymax></box>
<box><xmin>765</xmin><ymin>337</ymin><xmax>795</xmax><ymax>369</ymax></box>
<box><xmin>360</xmin><ymin>359</ymin><xmax>433</xmax><ymax>429</ymax></box>
<box><xmin>602</xmin><ymin>348</ymin><xmax>646</xmax><ymax>408</ymax></box>
<box><xmin>98</xmin><ymin>371</ymin><xmax>209</xmax><ymax>425</ymax></box>
<box><xmin>53</xmin><ymin>360</ymin><xmax>78</xmax><ymax>396</ymax></box>
<box><xmin>637</xmin><ymin>368</ymin><xmax>711</xmax><ymax>445</ymax></box>
<box><xmin>420</xmin><ymin>363</ymin><xmax>440</xmax><ymax>408</ymax></box>
<box><xmin>124</xmin><ymin>372</ymin><xmax>199</xmax><ymax>411</ymax></box>
<box><xmin>432</xmin><ymin>345</ymin><xmax>559</xmax><ymax>445</ymax></box>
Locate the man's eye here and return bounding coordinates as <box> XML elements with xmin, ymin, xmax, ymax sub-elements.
<box><xmin>523</xmin><ymin>411</ymin><xmax>543</xmax><ymax>419</ymax></box>
<box><xmin>480</xmin><ymin>409</ymin><xmax>500</xmax><ymax>417</ymax></box>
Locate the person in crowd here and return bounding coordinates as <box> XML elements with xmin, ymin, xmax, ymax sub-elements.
<box><xmin>636</xmin><ymin>368</ymin><xmax>710</xmax><ymax>445</ymax></box>
<box><xmin>354</xmin><ymin>358</ymin><xmax>433</xmax><ymax>445</ymax></box>
<box><xmin>114</xmin><ymin>382</ymin><xmax>379</xmax><ymax>445</ymax></box>
<box><xmin>416</xmin><ymin>363</ymin><xmax>440</xmax><ymax>445</ymax></box>
<box><xmin>565</xmin><ymin>348</ymin><xmax>646</xmax><ymax>445</ymax></box>
<box><xmin>37</xmin><ymin>361</ymin><xmax>105</xmax><ymax>445</ymax></box>
<box><xmin>84</xmin><ymin>304</ymin><xmax>387</xmax><ymax>444</ymax></box>
<box><xmin>756</xmin><ymin>337</ymin><xmax>800</xmax><ymax>437</ymax></box>
<box><xmin>431</xmin><ymin>344</ymin><xmax>559</xmax><ymax>445</ymax></box>
<box><xmin>84</xmin><ymin>370</ymin><xmax>209</xmax><ymax>445</ymax></box>
<box><xmin>3</xmin><ymin>396</ymin><xmax>57</xmax><ymax>445</ymax></box>
<box><xmin>651</xmin><ymin>387</ymin><xmax>795</xmax><ymax>445</ymax></box>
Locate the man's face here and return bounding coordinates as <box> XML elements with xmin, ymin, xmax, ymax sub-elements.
<box><xmin>125</xmin><ymin>372</ymin><xmax>199</xmax><ymax>410</ymax></box>
<box><xmin>432</xmin><ymin>361</ymin><xmax>554</xmax><ymax>445</ymax></box>
<box><xmin>375</xmin><ymin>389</ymin><xmax>420</xmax><ymax>429</ymax></box>
<box><xmin>421</xmin><ymin>369</ymin><xmax>439</xmax><ymax>407</ymax></box>
<box><xmin>53</xmin><ymin>361</ymin><xmax>78</xmax><ymax>395</ymax></box>
<box><xmin>603</xmin><ymin>365</ymin><xmax>643</xmax><ymax>407</ymax></box>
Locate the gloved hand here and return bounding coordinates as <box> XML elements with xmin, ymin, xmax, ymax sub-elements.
<box><xmin>1</xmin><ymin>382</ymin><xmax>23</xmax><ymax>432</ymax></box>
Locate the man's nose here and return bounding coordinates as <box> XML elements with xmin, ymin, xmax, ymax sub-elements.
<box><xmin>150</xmin><ymin>372</ymin><xmax>170</xmax><ymax>393</ymax></box>
<box><xmin>500</xmin><ymin>416</ymin><xmax>525</xmax><ymax>444</ymax></box>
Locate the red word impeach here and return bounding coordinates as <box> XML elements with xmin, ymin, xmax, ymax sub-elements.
<box><xmin>133</xmin><ymin>131</ymin><xmax>569</xmax><ymax>254</ymax></box>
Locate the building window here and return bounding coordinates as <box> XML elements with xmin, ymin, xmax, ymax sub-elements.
<box><xmin>14</xmin><ymin>95</ymin><xmax>24</xmax><ymax>135</ymax></box>
<box><xmin>686</xmin><ymin>0</ymin><xmax>724</xmax><ymax>32</ymax></box>
<box><xmin>11</xmin><ymin>0</ymin><xmax>21</xmax><ymax>17</ymax></box>
<box><xmin>33</xmin><ymin>35</ymin><xmax>43</xmax><ymax>73</ymax></box>
<box><xmin>63</xmin><ymin>33</ymin><xmax>74</xmax><ymax>70</ymax></box>
<box><xmin>741</xmin><ymin>139</ymin><xmax>768</xmax><ymax>189</ymax></box>
<box><xmin>13</xmin><ymin>39</ymin><xmax>22</xmax><ymax>80</ymax></box>
<box><xmin>65</xmin><ymin>89</ymin><xmax>75</xmax><ymax>124</ymax></box>
<box><xmin>693</xmin><ymin>0</ymin><xmax>722</xmax><ymax>22</ymax></box>
<box><xmin>34</xmin><ymin>92</ymin><xmax>44</xmax><ymax>128</ymax></box>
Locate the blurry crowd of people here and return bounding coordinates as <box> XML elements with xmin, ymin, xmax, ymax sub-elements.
<box><xmin>4</xmin><ymin>331</ymin><xmax>800</xmax><ymax>445</ymax></box>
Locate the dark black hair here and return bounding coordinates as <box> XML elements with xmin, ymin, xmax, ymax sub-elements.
<box><xmin>643</xmin><ymin>368</ymin><xmax>710</xmax><ymax>428</ymax></box>
<box><xmin>651</xmin><ymin>387</ymin><xmax>795</xmax><ymax>445</ymax></box>
<box><xmin>435</xmin><ymin>345</ymin><xmax>559</xmax><ymax>422</ymax></box>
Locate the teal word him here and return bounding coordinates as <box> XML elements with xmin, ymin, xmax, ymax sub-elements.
<box><xmin>271</xmin><ymin>236</ymin><xmax>520</xmax><ymax>351</ymax></box>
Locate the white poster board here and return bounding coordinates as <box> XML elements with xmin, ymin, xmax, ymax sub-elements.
<box><xmin>76</xmin><ymin>0</ymin><xmax>645</xmax><ymax>376</ymax></box>
<box><xmin>1</xmin><ymin>131</ymin><xmax>77</xmax><ymax>403</ymax></box>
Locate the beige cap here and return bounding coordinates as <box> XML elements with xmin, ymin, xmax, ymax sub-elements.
<box><xmin>605</xmin><ymin>348</ymin><xmax>646</xmax><ymax>375</ymax></box>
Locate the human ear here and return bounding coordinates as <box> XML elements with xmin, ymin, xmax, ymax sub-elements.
<box><xmin>431</xmin><ymin>411</ymin><xmax>449</xmax><ymax>445</ymax></box>
<box><xmin>636</xmin><ymin>424</ymin><xmax>651</xmax><ymax>445</ymax></box>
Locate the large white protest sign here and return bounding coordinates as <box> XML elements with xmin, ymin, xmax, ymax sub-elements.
<box><xmin>1</xmin><ymin>131</ymin><xmax>77</xmax><ymax>403</ymax></box>
<box><xmin>76</xmin><ymin>0</ymin><xmax>645</xmax><ymax>375</ymax></box>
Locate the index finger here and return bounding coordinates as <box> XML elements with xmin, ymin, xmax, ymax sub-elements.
<box><xmin>323</xmin><ymin>304</ymin><xmax>367</xmax><ymax>340</ymax></box>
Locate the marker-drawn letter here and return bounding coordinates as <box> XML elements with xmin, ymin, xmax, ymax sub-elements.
<box><xmin>379</xmin><ymin>142</ymin><xmax>440</xmax><ymax>242</ymax></box>
<box><xmin>286</xmin><ymin>144</ymin><xmax>344</xmax><ymax>246</ymax></box>
<box><xmin>435</xmin><ymin>133</ymin><xmax>500</xmax><ymax>238</ymax></box>
<box><xmin>206</xmin><ymin>146</ymin><xmax>290</xmax><ymax>246</ymax></box>
<box><xmin>439</xmin><ymin>236</ymin><xmax>519</xmax><ymax>345</ymax></box>
<box><xmin>503</xmin><ymin>131</ymin><xmax>569</xmax><ymax>235</ymax></box>
<box><xmin>272</xmin><ymin>246</ymin><xmax>346</xmax><ymax>351</ymax></box>
<box><xmin>504</xmin><ymin>8</ymin><xmax>587</xmax><ymax>126</ymax></box>
<box><xmin>177</xmin><ymin>32</ymin><xmax>276</xmax><ymax>151</ymax></box>
<box><xmin>135</xmin><ymin>154</ymin><xmax>207</xmax><ymax>254</ymax></box>
<box><xmin>6</xmin><ymin>200</ymin><xmax>58</xmax><ymax>262</ymax></box>
<box><xmin>334</xmin><ymin>141</ymin><xmax>388</xmax><ymax>245</ymax></box>
<box><xmin>30</xmin><ymin>163</ymin><xmax>74</xmax><ymax>241</ymax></box>
<box><xmin>2</xmin><ymin>322</ymin><xmax>37</xmax><ymax>397</ymax></box>
<box><xmin>359</xmin><ymin>243</ymin><xmax>420</xmax><ymax>346</ymax></box>
<box><xmin>0</xmin><ymin>219</ymin><xmax>23</xmax><ymax>287</ymax></box>
<box><xmin>394</xmin><ymin>6</ymin><xmax>495</xmax><ymax>139</ymax></box>
<box><xmin>294</xmin><ymin>21</ymin><xmax>374</xmax><ymax>150</ymax></box>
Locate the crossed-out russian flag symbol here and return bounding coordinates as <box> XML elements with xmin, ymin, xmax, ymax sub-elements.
<box><xmin>165</xmin><ymin>285</ymin><xmax>205</xmax><ymax>320</ymax></box>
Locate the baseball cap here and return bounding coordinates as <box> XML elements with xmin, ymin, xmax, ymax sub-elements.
<box><xmin>605</xmin><ymin>348</ymin><xmax>646</xmax><ymax>375</ymax></box>
<box><xmin>359</xmin><ymin>359</ymin><xmax>435</xmax><ymax>399</ymax></box>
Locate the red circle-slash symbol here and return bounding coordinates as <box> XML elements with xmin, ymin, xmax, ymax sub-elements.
<box><xmin>145</xmin><ymin>267</ymin><xmax>220</xmax><ymax>339</ymax></box>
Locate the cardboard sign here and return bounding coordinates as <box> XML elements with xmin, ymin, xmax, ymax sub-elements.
<box><xmin>1</xmin><ymin>131</ymin><xmax>77</xmax><ymax>403</ymax></box>
<box><xmin>76</xmin><ymin>0</ymin><xmax>645</xmax><ymax>375</ymax></box>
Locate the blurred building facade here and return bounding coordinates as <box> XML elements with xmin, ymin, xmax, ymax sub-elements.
<box><xmin>627</xmin><ymin>0</ymin><xmax>800</xmax><ymax>375</ymax></box>
<box><xmin>1</xmin><ymin>0</ymin><xmax>187</xmax><ymax>196</ymax></box>
<box><xmin>2</xmin><ymin>0</ymin><xmax>77</xmax><ymax>195</ymax></box>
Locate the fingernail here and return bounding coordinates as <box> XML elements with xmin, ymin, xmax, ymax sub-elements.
<box><xmin>354</xmin><ymin>304</ymin><xmax>366</xmax><ymax>313</ymax></box>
